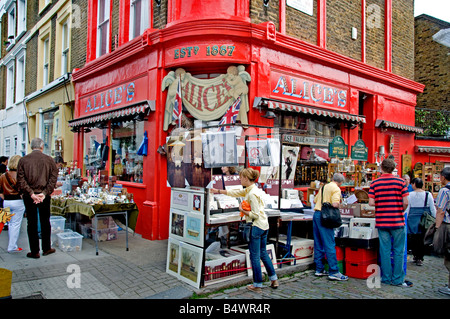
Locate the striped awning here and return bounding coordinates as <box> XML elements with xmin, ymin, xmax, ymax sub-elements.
<box><xmin>267</xmin><ymin>100</ymin><xmax>366</xmax><ymax>123</ymax></box>
<box><xmin>375</xmin><ymin>119</ymin><xmax>423</xmax><ymax>134</ymax></box>
<box><xmin>415</xmin><ymin>146</ymin><xmax>450</xmax><ymax>154</ymax></box>
<box><xmin>68</xmin><ymin>100</ymin><xmax>155</xmax><ymax>128</ymax></box>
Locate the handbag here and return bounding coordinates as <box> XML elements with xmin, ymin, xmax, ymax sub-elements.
<box><xmin>320</xmin><ymin>185</ymin><xmax>342</xmax><ymax>229</ymax></box>
<box><xmin>238</xmin><ymin>222</ymin><xmax>252</xmax><ymax>243</ymax></box>
<box><xmin>419</xmin><ymin>192</ymin><xmax>435</xmax><ymax>231</ymax></box>
<box><xmin>423</xmin><ymin>222</ymin><xmax>449</xmax><ymax>255</ymax></box>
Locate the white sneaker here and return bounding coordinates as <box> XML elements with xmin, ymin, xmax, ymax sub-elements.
<box><xmin>328</xmin><ymin>272</ymin><xmax>348</xmax><ymax>281</ymax></box>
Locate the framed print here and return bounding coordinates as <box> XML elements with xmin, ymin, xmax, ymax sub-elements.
<box><xmin>171</xmin><ymin>188</ymin><xmax>190</xmax><ymax>211</ymax></box>
<box><xmin>246</xmin><ymin>139</ymin><xmax>272</xmax><ymax>166</ymax></box>
<box><xmin>191</xmin><ymin>193</ymin><xmax>204</xmax><ymax>214</ymax></box>
<box><xmin>166</xmin><ymin>238</ymin><xmax>181</xmax><ymax>278</ymax></box>
<box><xmin>179</xmin><ymin>242</ymin><xmax>204</xmax><ymax>288</ymax></box>
<box><xmin>202</xmin><ymin>131</ymin><xmax>238</xmax><ymax>168</ymax></box>
<box><xmin>169</xmin><ymin>209</ymin><xmax>185</xmax><ymax>241</ymax></box>
<box><xmin>282</xmin><ymin>145</ymin><xmax>299</xmax><ymax>182</ymax></box>
<box><xmin>184</xmin><ymin>212</ymin><xmax>205</xmax><ymax>247</ymax></box>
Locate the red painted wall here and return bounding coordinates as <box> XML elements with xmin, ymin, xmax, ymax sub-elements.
<box><xmin>72</xmin><ymin>0</ymin><xmax>432</xmax><ymax>240</ymax></box>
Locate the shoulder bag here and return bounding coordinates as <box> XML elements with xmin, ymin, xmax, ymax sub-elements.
<box><xmin>320</xmin><ymin>184</ymin><xmax>342</xmax><ymax>229</ymax></box>
<box><xmin>419</xmin><ymin>192</ymin><xmax>435</xmax><ymax>231</ymax></box>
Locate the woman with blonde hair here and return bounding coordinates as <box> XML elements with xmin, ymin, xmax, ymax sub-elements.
<box><xmin>211</xmin><ymin>168</ymin><xmax>279</xmax><ymax>292</ymax></box>
<box><xmin>0</xmin><ymin>155</ymin><xmax>25</xmax><ymax>253</ymax></box>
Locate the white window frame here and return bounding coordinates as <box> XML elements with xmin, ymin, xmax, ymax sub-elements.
<box><xmin>61</xmin><ymin>21</ymin><xmax>69</xmax><ymax>75</ymax></box>
<box><xmin>16</xmin><ymin>51</ymin><xmax>26</xmax><ymax>102</ymax></box>
<box><xmin>129</xmin><ymin>0</ymin><xmax>149</xmax><ymax>40</ymax></box>
<box><xmin>4</xmin><ymin>138</ymin><xmax>11</xmax><ymax>157</ymax></box>
<box><xmin>17</xmin><ymin>0</ymin><xmax>27</xmax><ymax>37</ymax></box>
<box><xmin>7</xmin><ymin>5</ymin><xmax>16</xmax><ymax>48</ymax></box>
<box><xmin>96</xmin><ymin>0</ymin><xmax>110</xmax><ymax>58</ymax></box>
<box><xmin>6</xmin><ymin>61</ymin><xmax>15</xmax><ymax>108</ymax></box>
<box><xmin>43</xmin><ymin>37</ymin><xmax>50</xmax><ymax>86</ymax></box>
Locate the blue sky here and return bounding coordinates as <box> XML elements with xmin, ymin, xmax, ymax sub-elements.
<box><xmin>414</xmin><ymin>0</ymin><xmax>450</xmax><ymax>23</ymax></box>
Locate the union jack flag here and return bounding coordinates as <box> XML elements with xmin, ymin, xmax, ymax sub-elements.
<box><xmin>172</xmin><ymin>78</ymin><xmax>182</xmax><ymax>127</ymax></box>
<box><xmin>218</xmin><ymin>96</ymin><xmax>241</xmax><ymax>131</ymax></box>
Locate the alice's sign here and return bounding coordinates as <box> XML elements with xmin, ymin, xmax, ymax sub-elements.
<box><xmin>81</xmin><ymin>76</ymin><xmax>148</xmax><ymax>115</ymax></box>
<box><xmin>270</xmin><ymin>70</ymin><xmax>349</xmax><ymax>111</ymax></box>
<box><xmin>162</xmin><ymin>65</ymin><xmax>251</xmax><ymax>131</ymax></box>
<box><xmin>329</xmin><ymin>136</ymin><xmax>348</xmax><ymax>158</ymax></box>
<box><xmin>351</xmin><ymin>139</ymin><xmax>368</xmax><ymax>161</ymax></box>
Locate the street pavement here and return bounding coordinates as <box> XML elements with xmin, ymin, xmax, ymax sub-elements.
<box><xmin>1</xmin><ymin>218</ymin><xmax>449</xmax><ymax>301</ymax></box>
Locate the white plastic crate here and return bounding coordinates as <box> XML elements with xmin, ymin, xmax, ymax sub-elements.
<box><xmin>50</xmin><ymin>216</ymin><xmax>66</xmax><ymax>234</ymax></box>
<box><xmin>57</xmin><ymin>231</ymin><xmax>83</xmax><ymax>252</ymax></box>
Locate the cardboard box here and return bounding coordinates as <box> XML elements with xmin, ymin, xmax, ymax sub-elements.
<box><xmin>349</xmin><ymin>217</ymin><xmax>378</xmax><ymax>239</ymax></box>
<box><xmin>231</xmin><ymin>244</ymin><xmax>277</xmax><ymax>277</ymax></box>
<box><xmin>270</xmin><ymin>236</ymin><xmax>314</xmax><ymax>266</ymax></box>
<box><xmin>339</xmin><ymin>204</ymin><xmax>361</xmax><ymax>217</ymax></box>
<box><xmin>359</xmin><ymin>204</ymin><xmax>375</xmax><ymax>218</ymax></box>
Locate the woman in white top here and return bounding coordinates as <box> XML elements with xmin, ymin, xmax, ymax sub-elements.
<box><xmin>405</xmin><ymin>178</ymin><xmax>436</xmax><ymax>265</ymax></box>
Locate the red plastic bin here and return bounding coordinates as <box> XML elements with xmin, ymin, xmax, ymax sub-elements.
<box><xmin>345</xmin><ymin>247</ymin><xmax>377</xmax><ymax>263</ymax></box>
<box><xmin>345</xmin><ymin>259</ymin><xmax>378</xmax><ymax>279</ymax></box>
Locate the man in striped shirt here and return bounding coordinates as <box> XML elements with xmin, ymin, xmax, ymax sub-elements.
<box><xmin>369</xmin><ymin>159</ymin><xmax>410</xmax><ymax>287</ymax></box>
<box><xmin>435</xmin><ymin>167</ymin><xmax>450</xmax><ymax>296</ymax></box>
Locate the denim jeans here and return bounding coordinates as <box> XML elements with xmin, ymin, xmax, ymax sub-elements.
<box><xmin>378</xmin><ymin>227</ymin><xmax>406</xmax><ymax>285</ymax></box>
<box><xmin>313</xmin><ymin>211</ymin><xmax>339</xmax><ymax>274</ymax></box>
<box><xmin>248</xmin><ymin>226</ymin><xmax>278</xmax><ymax>287</ymax></box>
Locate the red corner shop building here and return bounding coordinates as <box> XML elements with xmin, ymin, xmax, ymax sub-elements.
<box><xmin>70</xmin><ymin>0</ymin><xmax>450</xmax><ymax>240</ymax></box>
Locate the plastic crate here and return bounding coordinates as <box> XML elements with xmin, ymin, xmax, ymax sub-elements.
<box><xmin>91</xmin><ymin>226</ymin><xmax>119</xmax><ymax>242</ymax></box>
<box><xmin>345</xmin><ymin>247</ymin><xmax>377</xmax><ymax>263</ymax></box>
<box><xmin>50</xmin><ymin>216</ymin><xmax>66</xmax><ymax>234</ymax></box>
<box><xmin>345</xmin><ymin>259</ymin><xmax>378</xmax><ymax>279</ymax></box>
<box><xmin>57</xmin><ymin>232</ymin><xmax>83</xmax><ymax>252</ymax></box>
<box><xmin>52</xmin><ymin>229</ymin><xmax>73</xmax><ymax>247</ymax></box>
<box><xmin>79</xmin><ymin>223</ymin><xmax>92</xmax><ymax>238</ymax></box>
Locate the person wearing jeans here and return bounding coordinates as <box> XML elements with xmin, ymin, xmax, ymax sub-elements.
<box><xmin>369</xmin><ymin>159</ymin><xmax>411</xmax><ymax>287</ymax></box>
<box><xmin>211</xmin><ymin>168</ymin><xmax>278</xmax><ymax>293</ymax></box>
<box><xmin>313</xmin><ymin>173</ymin><xmax>347</xmax><ymax>281</ymax></box>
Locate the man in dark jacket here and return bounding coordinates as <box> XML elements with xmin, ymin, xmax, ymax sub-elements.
<box><xmin>17</xmin><ymin>138</ymin><xmax>58</xmax><ymax>259</ymax></box>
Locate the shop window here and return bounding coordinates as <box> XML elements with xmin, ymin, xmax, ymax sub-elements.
<box><xmin>84</xmin><ymin>127</ymin><xmax>108</xmax><ymax>173</ymax></box>
<box><xmin>42</xmin><ymin>110</ymin><xmax>58</xmax><ymax>156</ymax></box>
<box><xmin>111</xmin><ymin>120</ymin><xmax>145</xmax><ymax>183</ymax></box>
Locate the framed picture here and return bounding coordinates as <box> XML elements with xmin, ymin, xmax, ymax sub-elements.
<box><xmin>169</xmin><ymin>209</ymin><xmax>185</xmax><ymax>241</ymax></box>
<box><xmin>184</xmin><ymin>212</ymin><xmax>205</xmax><ymax>247</ymax></box>
<box><xmin>179</xmin><ymin>242</ymin><xmax>204</xmax><ymax>288</ymax></box>
<box><xmin>246</xmin><ymin>139</ymin><xmax>272</xmax><ymax>166</ymax></box>
<box><xmin>281</xmin><ymin>145</ymin><xmax>299</xmax><ymax>182</ymax></box>
<box><xmin>191</xmin><ymin>193</ymin><xmax>204</xmax><ymax>214</ymax></box>
<box><xmin>171</xmin><ymin>188</ymin><xmax>190</xmax><ymax>211</ymax></box>
<box><xmin>202</xmin><ymin>131</ymin><xmax>238</xmax><ymax>168</ymax></box>
<box><xmin>166</xmin><ymin>238</ymin><xmax>181</xmax><ymax>278</ymax></box>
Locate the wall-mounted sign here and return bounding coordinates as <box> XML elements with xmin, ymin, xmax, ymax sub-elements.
<box><xmin>351</xmin><ymin>139</ymin><xmax>368</xmax><ymax>161</ymax></box>
<box><xmin>162</xmin><ymin>65</ymin><xmax>251</xmax><ymax>131</ymax></box>
<box><xmin>329</xmin><ymin>136</ymin><xmax>348</xmax><ymax>158</ymax></box>
<box><xmin>283</xmin><ymin>134</ymin><xmax>330</xmax><ymax>147</ymax></box>
<box><xmin>166</xmin><ymin>43</ymin><xmax>249</xmax><ymax>65</ymax></box>
<box><xmin>270</xmin><ymin>70</ymin><xmax>349</xmax><ymax>111</ymax></box>
<box><xmin>80</xmin><ymin>76</ymin><xmax>148</xmax><ymax>116</ymax></box>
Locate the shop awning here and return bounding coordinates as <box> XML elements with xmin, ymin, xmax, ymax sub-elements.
<box><xmin>415</xmin><ymin>146</ymin><xmax>450</xmax><ymax>154</ymax></box>
<box><xmin>68</xmin><ymin>100</ymin><xmax>155</xmax><ymax>128</ymax></box>
<box><xmin>375</xmin><ymin>119</ymin><xmax>423</xmax><ymax>134</ymax></box>
<box><xmin>254</xmin><ymin>98</ymin><xmax>366</xmax><ymax>123</ymax></box>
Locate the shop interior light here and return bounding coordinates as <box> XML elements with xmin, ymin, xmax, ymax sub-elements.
<box><xmin>262</xmin><ymin>111</ymin><xmax>277</xmax><ymax>119</ymax></box>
